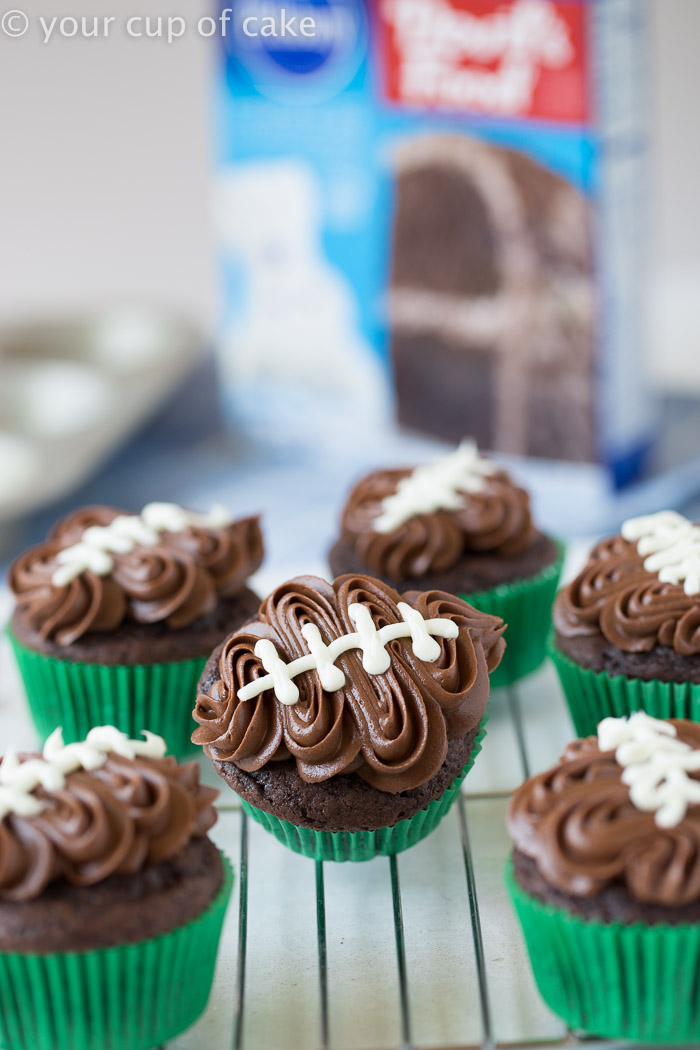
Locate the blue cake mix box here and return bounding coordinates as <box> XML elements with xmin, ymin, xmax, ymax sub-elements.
<box><xmin>214</xmin><ymin>0</ymin><xmax>651</xmax><ymax>487</ymax></box>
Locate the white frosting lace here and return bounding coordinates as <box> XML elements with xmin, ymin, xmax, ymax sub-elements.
<box><xmin>622</xmin><ymin>510</ymin><xmax>700</xmax><ymax>595</ymax></box>
<box><xmin>238</xmin><ymin>601</ymin><xmax>459</xmax><ymax>706</ymax></box>
<box><xmin>52</xmin><ymin>501</ymin><xmax>232</xmax><ymax>586</ymax></box>
<box><xmin>598</xmin><ymin>712</ymin><xmax>700</xmax><ymax>827</ymax></box>
<box><xmin>373</xmin><ymin>440</ymin><xmax>495</xmax><ymax>533</ymax></box>
<box><xmin>0</xmin><ymin>726</ymin><xmax>166</xmax><ymax>821</ymax></box>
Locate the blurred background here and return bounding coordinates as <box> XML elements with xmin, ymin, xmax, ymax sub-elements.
<box><xmin>0</xmin><ymin>0</ymin><xmax>699</xmax><ymax>570</ymax></box>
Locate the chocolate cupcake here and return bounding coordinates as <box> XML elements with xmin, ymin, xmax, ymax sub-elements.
<box><xmin>0</xmin><ymin>724</ymin><xmax>232</xmax><ymax>1050</ymax></box>
<box><xmin>551</xmin><ymin>510</ymin><xmax>700</xmax><ymax>736</ymax></box>
<box><xmin>193</xmin><ymin>572</ymin><xmax>505</xmax><ymax>861</ymax></box>
<box><xmin>506</xmin><ymin>712</ymin><xmax>700</xmax><ymax>1042</ymax></box>
<box><xmin>7</xmin><ymin>502</ymin><xmax>263</xmax><ymax>755</ymax></box>
<box><xmin>329</xmin><ymin>441</ymin><xmax>563</xmax><ymax>687</ymax></box>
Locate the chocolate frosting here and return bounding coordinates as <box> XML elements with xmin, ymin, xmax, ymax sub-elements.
<box><xmin>508</xmin><ymin>721</ymin><xmax>700</xmax><ymax>906</ymax></box>
<box><xmin>193</xmin><ymin>574</ymin><xmax>505</xmax><ymax>794</ymax></box>
<box><xmin>554</xmin><ymin>534</ymin><xmax>700</xmax><ymax>656</ymax></box>
<box><xmin>338</xmin><ymin>466</ymin><xmax>534</xmax><ymax>579</ymax></box>
<box><xmin>0</xmin><ymin>754</ymin><xmax>217</xmax><ymax>902</ymax></box>
<box><xmin>9</xmin><ymin>506</ymin><xmax>264</xmax><ymax>645</ymax></box>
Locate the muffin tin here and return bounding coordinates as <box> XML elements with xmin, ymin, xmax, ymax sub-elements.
<box><xmin>0</xmin><ymin>310</ymin><xmax>204</xmax><ymax>523</ymax></box>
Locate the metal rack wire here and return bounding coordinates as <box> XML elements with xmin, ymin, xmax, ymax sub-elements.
<box><xmin>183</xmin><ymin>682</ymin><xmax>612</xmax><ymax>1050</ymax></box>
<box><xmin>1</xmin><ymin>539</ymin><xmax>620</xmax><ymax>1050</ymax></box>
<box><xmin>0</xmin><ymin>589</ymin><xmax>607</xmax><ymax>1050</ymax></box>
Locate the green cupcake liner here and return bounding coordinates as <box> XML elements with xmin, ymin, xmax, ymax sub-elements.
<box><xmin>7</xmin><ymin>629</ymin><xmax>205</xmax><ymax>759</ymax></box>
<box><xmin>0</xmin><ymin>852</ymin><xmax>233</xmax><ymax>1050</ymax></box>
<box><xmin>242</xmin><ymin>715</ymin><xmax>488</xmax><ymax>862</ymax></box>
<box><xmin>548</xmin><ymin>638</ymin><xmax>700</xmax><ymax>738</ymax></box>
<box><xmin>506</xmin><ymin>857</ymin><xmax>700</xmax><ymax>1043</ymax></box>
<box><xmin>459</xmin><ymin>540</ymin><xmax>565</xmax><ymax>689</ymax></box>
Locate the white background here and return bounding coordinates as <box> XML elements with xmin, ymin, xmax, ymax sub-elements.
<box><xmin>0</xmin><ymin>0</ymin><xmax>698</xmax><ymax>391</ymax></box>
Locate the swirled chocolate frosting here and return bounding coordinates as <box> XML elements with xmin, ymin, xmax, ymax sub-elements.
<box><xmin>338</xmin><ymin>466</ymin><xmax>534</xmax><ymax>580</ymax></box>
<box><xmin>554</xmin><ymin>534</ymin><xmax>700</xmax><ymax>656</ymax></box>
<box><xmin>508</xmin><ymin>721</ymin><xmax>700</xmax><ymax>906</ymax></box>
<box><xmin>0</xmin><ymin>754</ymin><xmax>217</xmax><ymax>902</ymax></box>
<box><xmin>9</xmin><ymin>506</ymin><xmax>263</xmax><ymax>645</ymax></box>
<box><xmin>193</xmin><ymin>574</ymin><xmax>505</xmax><ymax>794</ymax></box>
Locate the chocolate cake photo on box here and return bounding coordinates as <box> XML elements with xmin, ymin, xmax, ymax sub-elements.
<box><xmin>551</xmin><ymin>509</ymin><xmax>700</xmax><ymax>736</ymax></box>
<box><xmin>506</xmin><ymin>712</ymin><xmax>700</xmax><ymax>1042</ymax></box>
<box><xmin>0</xmin><ymin>723</ymin><xmax>231</xmax><ymax>1050</ymax></box>
<box><xmin>192</xmin><ymin>572</ymin><xmax>505</xmax><ymax>862</ymax></box>
<box><xmin>329</xmin><ymin>441</ymin><xmax>563</xmax><ymax>687</ymax></box>
<box><xmin>389</xmin><ymin>133</ymin><xmax>594</xmax><ymax>462</ymax></box>
<box><xmin>7</xmin><ymin>501</ymin><xmax>264</xmax><ymax>756</ymax></box>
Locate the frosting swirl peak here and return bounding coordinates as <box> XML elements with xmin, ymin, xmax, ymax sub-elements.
<box><xmin>508</xmin><ymin>718</ymin><xmax>700</xmax><ymax>907</ymax></box>
<box><xmin>554</xmin><ymin>513</ymin><xmax>700</xmax><ymax>656</ymax></box>
<box><xmin>9</xmin><ymin>503</ymin><xmax>264</xmax><ymax>644</ymax></box>
<box><xmin>337</xmin><ymin>445</ymin><xmax>534</xmax><ymax>579</ymax></box>
<box><xmin>0</xmin><ymin>728</ymin><xmax>218</xmax><ymax>902</ymax></box>
<box><xmin>193</xmin><ymin>573</ymin><xmax>505</xmax><ymax>794</ymax></box>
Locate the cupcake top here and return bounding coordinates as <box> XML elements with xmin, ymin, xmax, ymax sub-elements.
<box><xmin>9</xmin><ymin>502</ymin><xmax>263</xmax><ymax>645</ymax></box>
<box><xmin>508</xmin><ymin>713</ymin><xmax>700</xmax><ymax>907</ymax></box>
<box><xmin>336</xmin><ymin>441</ymin><xmax>534</xmax><ymax>579</ymax></box>
<box><xmin>193</xmin><ymin>572</ymin><xmax>505</xmax><ymax>793</ymax></box>
<box><xmin>554</xmin><ymin>510</ymin><xmax>700</xmax><ymax>655</ymax></box>
<box><xmin>0</xmin><ymin>725</ymin><xmax>217</xmax><ymax>902</ymax></box>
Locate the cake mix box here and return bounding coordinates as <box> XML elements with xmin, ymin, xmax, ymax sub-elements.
<box><xmin>215</xmin><ymin>0</ymin><xmax>651</xmax><ymax>486</ymax></box>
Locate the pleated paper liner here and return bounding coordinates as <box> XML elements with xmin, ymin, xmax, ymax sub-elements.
<box><xmin>547</xmin><ymin>638</ymin><xmax>700</xmax><ymax>738</ymax></box>
<box><xmin>459</xmin><ymin>540</ymin><xmax>565</xmax><ymax>689</ymax></box>
<box><xmin>241</xmin><ymin>716</ymin><xmax>488</xmax><ymax>862</ymax></box>
<box><xmin>7</xmin><ymin>629</ymin><xmax>205</xmax><ymax>759</ymax></box>
<box><xmin>506</xmin><ymin>858</ymin><xmax>700</xmax><ymax>1044</ymax></box>
<box><xmin>0</xmin><ymin>853</ymin><xmax>233</xmax><ymax>1050</ymax></box>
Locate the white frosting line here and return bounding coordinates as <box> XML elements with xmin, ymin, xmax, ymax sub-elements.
<box><xmin>238</xmin><ymin>601</ymin><xmax>459</xmax><ymax>706</ymax></box>
<box><xmin>0</xmin><ymin>726</ymin><xmax>167</xmax><ymax>822</ymax></box>
<box><xmin>598</xmin><ymin>713</ymin><xmax>700</xmax><ymax>827</ymax></box>
<box><xmin>52</xmin><ymin>501</ymin><xmax>232</xmax><ymax>586</ymax></box>
<box><xmin>373</xmin><ymin>440</ymin><xmax>496</xmax><ymax>534</ymax></box>
<box><xmin>300</xmin><ymin>623</ymin><xmax>347</xmax><ymax>693</ymax></box>
<box><xmin>621</xmin><ymin>510</ymin><xmax>700</xmax><ymax>595</ymax></box>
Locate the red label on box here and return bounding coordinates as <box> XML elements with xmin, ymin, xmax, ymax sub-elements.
<box><xmin>378</xmin><ymin>0</ymin><xmax>589</xmax><ymax>123</ymax></box>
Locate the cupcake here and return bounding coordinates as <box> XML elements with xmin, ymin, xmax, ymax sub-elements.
<box><xmin>0</xmin><ymin>723</ymin><xmax>232</xmax><ymax>1050</ymax></box>
<box><xmin>506</xmin><ymin>712</ymin><xmax>700</xmax><ymax>1042</ymax></box>
<box><xmin>551</xmin><ymin>509</ymin><xmax>700</xmax><ymax>737</ymax></box>
<box><xmin>329</xmin><ymin>440</ymin><xmax>563</xmax><ymax>687</ymax></box>
<box><xmin>192</xmin><ymin>572</ymin><xmax>505</xmax><ymax>862</ymax></box>
<box><xmin>7</xmin><ymin>502</ymin><xmax>263</xmax><ymax>756</ymax></box>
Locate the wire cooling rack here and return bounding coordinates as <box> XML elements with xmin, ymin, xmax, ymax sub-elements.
<box><xmin>162</xmin><ymin>668</ymin><xmax>634</xmax><ymax>1050</ymax></box>
<box><xmin>0</xmin><ymin>573</ymin><xmax>633</xmax><ymax>1050</ymax></box>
